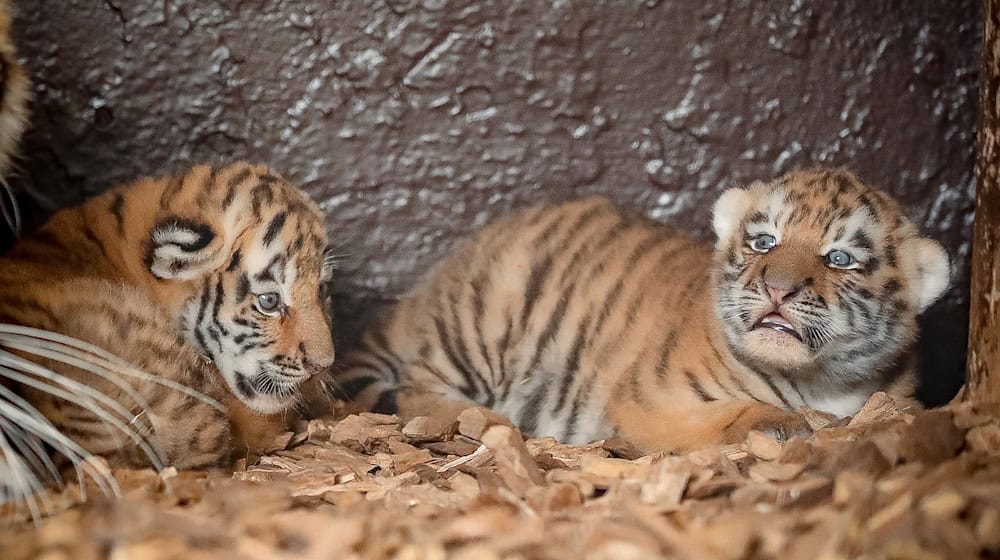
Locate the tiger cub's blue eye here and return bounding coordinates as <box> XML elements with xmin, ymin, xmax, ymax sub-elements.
<box><xmin>826</xmin><ymin>249</ymin><xmax>855</xmax><ymax>268</ymax></box>
<box><xmin>255</xmin><ymin>292</ymin><xmax>282</xmax><ymax>314</ymax></box>
<box><xmin>750</xmin><ymin>233</ymin><xmax>777</xmax><ymax>253</ymax></box>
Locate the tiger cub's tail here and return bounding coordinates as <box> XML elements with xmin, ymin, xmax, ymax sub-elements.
<box><xmin>328</xmin><ymin>330</ymin><xmax>403</xmax><ymax>415</ymax></box>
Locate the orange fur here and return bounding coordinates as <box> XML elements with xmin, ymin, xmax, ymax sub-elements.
<box><xmin>0</xmin><ymin>163</ymin><xmax>335</xmax><ymax>468</ymax></box>
<box><xmin>335</xmin><ymin>168</ymin><xmax>949</xmax><ymax>453</ymax></box>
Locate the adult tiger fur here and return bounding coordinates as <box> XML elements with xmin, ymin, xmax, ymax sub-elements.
<box><xmin>0</xmin><ymin>162</ymin><xmax>336</xmax><ymax>469</ymax></box>
<box><xmin>334</xmin><ymin>168</ymin><xmax>950</xmax><ymax>452</ymax></box>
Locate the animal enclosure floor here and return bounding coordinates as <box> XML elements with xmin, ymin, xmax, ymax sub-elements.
<box><xmin>3</xmin><ymin>394</ymin><xmax>1000</xmax><ymax>560</ymax></box>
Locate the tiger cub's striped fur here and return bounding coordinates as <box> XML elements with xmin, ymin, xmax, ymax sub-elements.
<box><xmin>0</xmin><ymin>163</ymin><xmax>335</xmax><ymax>468</ymax></box>
<box><xmin>336</xmin><ymin>168</ymin><xmax>950</xmax><ymax>452</ymax></box>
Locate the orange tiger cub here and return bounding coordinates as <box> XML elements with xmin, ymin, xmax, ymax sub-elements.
<box><xmin>0</xmin><ymin>163</ymin><xmax>336</xmax><ymax>468</ymax></box>
<box><xmin>335</xmin><ymin>168</ymin><xmax>950</xmax><ymax>452</ymax></box>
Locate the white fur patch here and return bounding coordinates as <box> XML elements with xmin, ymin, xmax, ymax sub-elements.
<box><xmin>902</xmin><ymin>237</ymin><xmax>951</xmax><ymax>312</ymax></box>
<box><xmin>802</xmin><ymin>390</ymin><xmax>871</xmax><ymax>418</ymax></box>
<box><xmin>151</xmin><ymin>225</ymin><xmax>201</xmax><ymax>246</ymax></box>
<box><xmin>711</xmin><ymin>188</ymin><xmax>752</xmax><ymax>246</ymax></box>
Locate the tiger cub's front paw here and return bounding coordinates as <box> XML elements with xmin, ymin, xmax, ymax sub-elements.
<box><xmin>720</xmin><ymin>403</ymin><xmax>814</xmax><ymax>446</ymax></box>
<box><xmin>750</xmin><ymin>411</ymin><xmax>813</xmax><ymax>444</ymax></box>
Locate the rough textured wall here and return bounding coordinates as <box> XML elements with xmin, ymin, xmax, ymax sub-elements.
<box><xmin>8</xmin><ymin>0</ymin><xmax>979</xmax><ymax>403</ymax></box>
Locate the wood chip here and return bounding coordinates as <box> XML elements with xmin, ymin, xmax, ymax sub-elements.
<box><xmin>749</xmin><ymin>461</ymin><xmax>806</xmax><ymax>483</ymax></box>
<box><xmin>480</xmin><ymin>425</ymin><xmax>545</xmax><ymax>495</ymax></box>
<box><xmin>402</xmin><ymin>415</ymin><xmax>457</xmax><ymax>442</ymax></box>
<box><xmin>744</xmin><ymin>430</ymin><xmax>784</xmax><ymax>461</ymax></box>
<box><xmin>3</xmin><ymin>399</ymin><xmax>998</xmax><ymax>560</ymax></box>
<box><xmin>848</xmin><ymin>391</ymin><xmax>902</xmax><ymax>426</ymax></box>
<box><xmin>457</xmin><ymin>407</ymin><xmax>514</xmax><ymax>440</ymax></box>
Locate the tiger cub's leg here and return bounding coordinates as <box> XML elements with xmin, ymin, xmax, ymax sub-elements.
<box><xmin>8</xmin><ymin>280</ymin><xmax>235</xmax><ymax>470</ymax></box>
<box><xmin>608</xmin><ymin>398</ymin><xmax>811</xmax><ymax>453</ymax></box>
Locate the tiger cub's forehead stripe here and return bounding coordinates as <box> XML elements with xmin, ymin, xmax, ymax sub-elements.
<box><xmin>221</xmin><ymin>167</ymin><xmax>254</xmax><ymax>210</ymax></box>
<box><xmin>262</xmin><ymin>211</ymin><xmax>287</xmax><ymax>247</ymax></box>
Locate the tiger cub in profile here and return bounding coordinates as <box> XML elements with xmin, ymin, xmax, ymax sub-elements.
<box><xmin>336</xmin><ymin>168</ymin><xmax>950</xmax><ymax>452</ymax></box>
<box><xmin>0</xmin><ymin>163</ymin><xmax>336</xmax><ymax>469</ymax></box>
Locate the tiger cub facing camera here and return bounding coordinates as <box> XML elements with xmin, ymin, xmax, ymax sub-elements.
<box><xmin>0</xmin><ymin>163</ymin><xmax>336</xmax><ymax>469</ymax></box>
<box><xmin>337</xmin><ymin>168</ymin><xmax>950</xmax><ymax>452</ymax></box>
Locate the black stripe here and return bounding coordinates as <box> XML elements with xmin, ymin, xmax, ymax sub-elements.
<box><xmin>197</xmin><ymin>165</ymin><xmax>221</xmax><ymax>207</ymax></box>
<box><xmin>222</xmin><ymin>168</ymin><xmax>252</xmax><ymax>209</ymax></box>
<box><xmin>685</xmin><ymin>370</ymin><xmax>716</xmax><ymax>401</ymax></box>
<box><xmin>254</xmin><ymin>253</ymin><xmax>285</xmax><ymax>282</ymax></box>
<box><xmin>262</xmin><ymin>212</ymin><xmax>287</xmax><ymax>247</ymax></box>
<box><xmin>731</xmin><ymin>349</ymin><xmax>792</xmax><ymax>409</ymax></box>
<box><xmin>523</xmin><ymin>285</ymin><xmax>573</xmax><ymax>376</ymax></box>
<box><xmin>496</xmin><ymin>317</ymin><xmax>514</xmax><ymax>399</ymax></box>
<box><xmin>234</xmin><ymin>273</ymin><xmax>250</xmax><ymax>302</ymax></box>
<box><xmin>625</xmin><ymin>358</ymin><xmax>645</xmax><ymax>405</ymax></box>
<box><xmin>564</xmin><ymin>368</ymin><xmax>596</xmax><ymax>442</ymax></box>
<box><xmin>432</xmin><ymin>315</ymin><xmax>478</xmax><ymax>399</ymax></box>
<box><xmin>227</xmin><ymin>250</ymin><xmax>242</xmax><ymax>272</ymax></box>
<box><xmin>701</xmin><ymin>357</ymin><xmax>737</xmax><ymax>399</ymax></box>
<box><xmin>553</xmin><ymin>312</ymin><xmax>592</xmax><ymax>414</ymax></box>
<box><xmin>211</xmin><ymin>276</ymin><xmax>229</xmax><ymax>336</ymax></box>
<box><xmin>332</xmin><ymin>375</ymin><xmax>378</xmax><ymax>400</ymax></box>
<box><xmin>159</xmin><ymin>174</ymin><xmax>185</xmax><ymax>207</ymax></box>
<box><xmin>518</xmin><ymin>377</ymin><xmax>549</xmax><ymax>436</ymax></box>
<box><xmin>82</xmin><ymin>219</ymin><xmax>113</xmax><ymax>263</ymax></box>
<box><xmin>250</xmin><ymin>180</ymin><xmax>275</xmax><ymax>217</ymax></box>
<box><xmin>519</xmin><ymin>254</ymin><xmax>554</xmax><ymax>330</ymax></box>
<box><xmin>469</xmin><ymin>275</ymin><xmax>496</xmax><ymax>386</ymax></box>
<box><xmin>232</xmin><ymin>317</ymin><xmax>258</xmax><ymax>328</ymax></box>
<box><xmin>446</xmin><ymin>287</ymin><xmax>485</xmax><ymax>396</ymax></box>
<box><xmin>234</xmin><ymin>373</ymin><xmax>255</xmax><ymax>399</ymax></box>
<box><xmin>349</xmin><ymin>353</ymin><xmax>397</xmax><ymax>384</ymax></box>
<box><xmin>653</xmin><ymin>329</ymin><xmax>680</xmax><ymax>380</ymax></box>
<box><xmin>519</xmin><ymin>204</ymin><xmax>606</xmax><ymax>330</ymax></box>
<box><xmin>193</xmin><ymin>281</ymin><xmax>212</xmax><ymax>353</ymax></box>
<box><xmin>110</xmin><ymin>193</ymin><xmax>126</xmax><ymax>234</ymax></box>
<box><xmin>206</xmin><ymin>325</ymin><xmax>224</xmax><ymax>353</ymax></box>
<box><xmin>372</xmin><ymin>390</ymin><xmax>398</xmax><ymax>414</ymax></box>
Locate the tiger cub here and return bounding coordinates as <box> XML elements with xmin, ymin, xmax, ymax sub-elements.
<box><xmin>335</xmin><ymin>168</ymin><xmax>950</xmax><ymax>452</ymax></box>
<box><xmin>0</xmin><ymin>162</ymin><xmax>336</xmax><ymax>469</ymax></box>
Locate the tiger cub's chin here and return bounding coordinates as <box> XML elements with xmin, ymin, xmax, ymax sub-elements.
<box><xmin>335</xmin><ymin>167</ymin><xmax>949</xmax><ymax>453</ymax></box>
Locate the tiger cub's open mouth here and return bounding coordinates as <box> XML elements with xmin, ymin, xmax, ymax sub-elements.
<box><xmin>753</xmin><ymin>312</ymin><xmax>803</xmax><ymax>342</ymax></box>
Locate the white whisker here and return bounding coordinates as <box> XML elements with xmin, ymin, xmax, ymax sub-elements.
<box><xmin>0</xmin><ymin>352</ymin><xmax>166</xmax><ymax>471</ymax></box>
<box><xmin>0</xmin><ymin>393</ymin><xmax>121</xmax><ymax>524</ymax></box>
<box><xmin>0</xmin><ymin>325</ymin><xmax>224</xmax><ymax>412</ymax></box>
<box><xmin>0</xmin><ymin>175</ymin><xmax>20</xmax><ymax>238</ymax></box>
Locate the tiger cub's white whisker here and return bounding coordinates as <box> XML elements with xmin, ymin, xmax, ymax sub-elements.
<box><xmin>0</xmin><ymin>326</ymin><xmax>224</xmax><ymax>412</ymax></box>
<box><xmin>0</xmin><ymin>355</ymin><xmax>166</xmax><ymax>471</ymax></box>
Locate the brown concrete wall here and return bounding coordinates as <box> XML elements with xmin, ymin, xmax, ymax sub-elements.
<box><xmin>8</xmin><ymin>0</ymin><xmax>979</xmax><ymax>403</ymax></box>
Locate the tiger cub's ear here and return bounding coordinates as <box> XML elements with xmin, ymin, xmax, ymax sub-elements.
<box><xmin>899</xmin><ymin>237</ymin><xmax>951</xmax><ymax>313</ymax></box>
<box><xmin>147</xmin><ymin>218</ymin><xmax>225</xmax><ymax>280</ymax></box>
<box><xmin>712</xmin><ymin>187</ymin><xmax>753</xmax><ymax>246</ymax></box>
